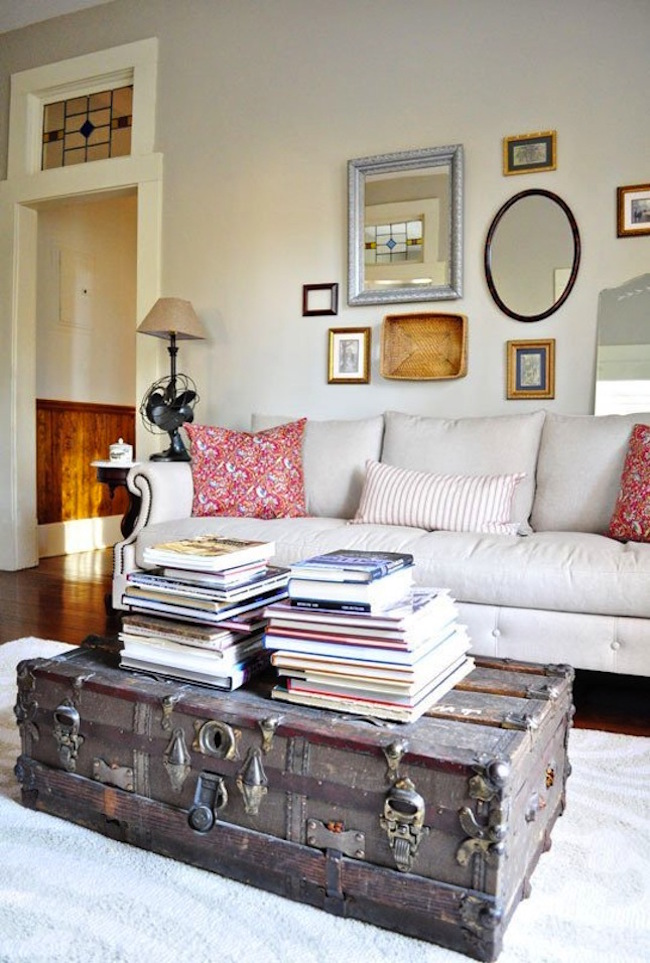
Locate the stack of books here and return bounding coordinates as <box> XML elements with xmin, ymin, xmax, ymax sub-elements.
<box><xmin>263</xmin><ymin>549</ymin><xmax>474</xmax><ymax>722</ymax></box>
<box><xmin>118</xmin><ymin>535</ymin><xmax>289</xmax><ymax>689</ymax></box>
<box><xmin>119</xmin><ymin>613</ymin><xmax>269</xmax><ymax>690</ymax></box>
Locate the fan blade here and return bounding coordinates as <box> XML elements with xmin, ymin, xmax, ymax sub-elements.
<box><xmin>172</xmin><ymin>390</ymin><xmax>197</xmax><ymax>408</ymax></box>
<box><xmin>148</xmin><ymin>403</ymin><xmax>172</xmax><ymax>424</ymax></box>
<box><xmin>146</xmin><ymin>391</ymin><xmax>166</xmax><ymax>409</ymax></box>
<box><xmin>155</xmin><ymin>409</ymin><xmax>185</xmax><ymax>432</ymax></box>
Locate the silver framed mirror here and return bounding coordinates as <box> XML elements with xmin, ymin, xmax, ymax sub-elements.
<box><xmin>347</xmin><ymin>144</ymin><xmax>464</xmax><ymax>306</ymax></box>
<box><xmin>484</xmin><ymin>189</ymin><xmax>581</xmax><ymax>323</ymax></box>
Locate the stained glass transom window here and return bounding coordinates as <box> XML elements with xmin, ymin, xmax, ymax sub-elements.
<box><xmin>364</xmin><ymin>218</ymin><xmax>424</xmax><ymax>264</ymax></box>
<box><xmin>41</xmin><ymin>85</ymin><xmax>133</xmax><ymax>170</ymax></box>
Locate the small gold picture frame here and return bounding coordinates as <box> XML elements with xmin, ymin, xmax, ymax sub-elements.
<box><xmin>328</xmin><ymin>327</ymin><xmax>371</xmax><ymax>384</ymax></box>
<box><xmin>617</xmin><ymin>183</ymin><xmax>650</xmax><ymax>237</ymax></box>
<box><xmin>503</xmin><ymin>130</ymin><xmax>557</xmax><ymax>176</ymax></box>
<box><xmin>507</xmin><ymin>339</ymin><xmax>555</xmax><ymax>399</ymax></box>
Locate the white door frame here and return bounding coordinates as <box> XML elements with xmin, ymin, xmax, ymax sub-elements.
<box><xmin>0</xmin><ymin>39</ymin><xmax>163</xmax><ymax>570</ymax></box>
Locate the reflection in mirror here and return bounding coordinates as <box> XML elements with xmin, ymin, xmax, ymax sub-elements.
<box><xmin>348</xmin><ymin>145</ymin><xmax>463</xmax><ymax>306</ymax></box>
<box><xmin>594</xmin><ymin>274</ymin><xmax>650</xmax><ymax>414</ymax></box>
<box><xmin>484</xmin><ymin>189</ymin><xmax>581</xmax><ymax>322</ymax></box>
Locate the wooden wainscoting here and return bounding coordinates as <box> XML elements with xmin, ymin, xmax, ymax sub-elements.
<box><xmin>36</xmin><ymin>399</ymin><xmax>136</xmax><ymax>526</ymax></box>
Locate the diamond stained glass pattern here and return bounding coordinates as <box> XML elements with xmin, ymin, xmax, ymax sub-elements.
<box><xmin>365</xmin><ymin>218</ymin><xmax>424</xmax><ymax>264</ymax></box>
<box><xmin>42</xmin><ymin>86</ymin><xmax>133</xmax><ymax>170</ymax></box>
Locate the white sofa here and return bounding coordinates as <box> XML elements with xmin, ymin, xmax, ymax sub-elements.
<box><xmin>113</xmin><ymin>409</ymin><xmax>650</xmax><ymax>677</ymax></box>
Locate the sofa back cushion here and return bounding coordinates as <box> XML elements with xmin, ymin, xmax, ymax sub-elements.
<box><xmin>251</xmin><ymin>414</ymin><xmax>385</xmax><ymax>518</ymax></box>
<box><xmin>531</xmin><ymin>412</ymin><xmax>650</xmax><ymax>532</ymax></box>
<box><xmin>380</xmin><ymin>410</ymin><xmax>546</xmax><ymax>529</ymax></box>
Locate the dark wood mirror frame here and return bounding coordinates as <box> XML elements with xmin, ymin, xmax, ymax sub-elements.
<box><xmin>484</xmin><ymin>188</ymin><xmax>581</xmax><ymax>323</ymax></box>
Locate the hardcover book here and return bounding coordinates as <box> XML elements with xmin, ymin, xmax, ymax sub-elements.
<box><xmin>288</xmin><ymin>565</ymin><xmax>414</xmax><ymax>612</ymax></box>
<box><xmin>162</xmin><ymin>560</ymin><xmax>268</xmax><ymax>586</ymax></box>
<box><xmin>289</xmin><ymin>549</ymin><xmax>414</xmax><ymax>583</ymax></box>
<box><xmin>142</xmin><ymin>535</ymin><xmax>274</xmax><ymax>572</ymax></box>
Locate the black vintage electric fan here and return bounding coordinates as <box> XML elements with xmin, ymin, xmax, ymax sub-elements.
<box><xmin>137</xmin><ymin>298</ymin><xmax>206</xmax><ymax>461</ymax></box>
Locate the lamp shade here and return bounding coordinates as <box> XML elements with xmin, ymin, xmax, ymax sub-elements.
<box><xmin>137</xmin><ymin>298</ymin><xmax>206</xmax><ymax>341</ymax></box>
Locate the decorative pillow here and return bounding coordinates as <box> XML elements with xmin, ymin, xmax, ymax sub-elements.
<box><xmin>351</xmin><ymin>460</ymin><xmax>524</xmax><ymax>533</ymax></box>
<box><xmin>184</xmin><ymin>419</ymin><xmax>308</xmax><ymax>519</ymax></box>
<box><xmin>607</xmin><ymin>424</ymin><xmax>650</xmax><ymax>542</ymax></box>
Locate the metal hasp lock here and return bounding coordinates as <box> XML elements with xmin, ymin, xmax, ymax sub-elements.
<box><xmin>188</xmin><ymin>772</ymin><xmax>228</xmax><ymax>833</ymax></box>
<box><xmin>456</xmin><ymin>757</ymin><xmax>511</xmax><ymax>869</ymax></box>
<box><xmin>380</xmin><ymin>776</ymin><xmax>428</xmax><ymax>873</ymax></box>
<box><xmin>236</xmin><ymin>747</ymin><xmax>268</xmax><ymax>816</ymax></box>
<box><xmin>163</xmin><ymin>727</ymin><xmax>191</xmax><ymax>792</ymax></box>
<box><xmin>53</xmin><ymin>701</ymin><xmax>84</xmax><ymax>772</ymax></box>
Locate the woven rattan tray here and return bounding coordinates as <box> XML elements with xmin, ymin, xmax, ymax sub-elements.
<box><xmin>380</xmin><ymin>312</ymin><xmax>468</xmax><ymax>380</ymax></box>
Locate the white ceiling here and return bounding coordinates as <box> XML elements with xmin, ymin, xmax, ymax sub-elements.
<box><xmin>0</xmin><ymin>0</ymin><xmax>112</xmax><ymax>34</ymax></box>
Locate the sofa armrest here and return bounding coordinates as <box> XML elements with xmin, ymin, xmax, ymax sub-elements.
<box><xmin>127</xmin><ymin>461</ymin><xmax>194</xmax><ymax>530</ymax></box>
<box><xmin>112</xmin><ymin>462</ymin><xmax>194</xmax><ymax>607</ymax></box>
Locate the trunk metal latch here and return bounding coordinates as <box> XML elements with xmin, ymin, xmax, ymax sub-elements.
<box><xmin>53</xmin><ymin>701</ymin><xmax>84</xmax><ymax>772</ymax></box>
<box><xmin>188</xmin><ymin>772</ymin><xmax>228</xmax><ymax>833</ymax></box>
<box><xmin>380</xmin><ymin>777</ymin><xmax>428</xmax><ymax>873</ymax></box>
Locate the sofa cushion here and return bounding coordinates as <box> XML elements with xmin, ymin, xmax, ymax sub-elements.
<box><xmin>184</xmin><ymin>420</ymin><xmax>307</xmax><ymax>519</ymax></box>
<box><xmin>251</xmin><ymin>414</ymin><xmax>384</xmax><ymax>518</ymax></box>
<box><xmin>531</xmin><ymin>412</ymin><xmax>650</xmax><ymax>533</ymax></box>
<box><xmin>351</xmin><ymin>459</ymin><xmax>523</xmax><ymax>533</ymax></box>
<box><xmin>380</xmin><ymin>410</ymin><xmax>545</xmax><ymax>529</ymax></box>
<box><xmin>608</xmin><ymin>423</ymin><xmax>650</xmax><ymax>542</ymax></box>
<box><xmin>135</xmin><ymin>517</ymin><xmax>650</xmax><ymax>620</ymax></box>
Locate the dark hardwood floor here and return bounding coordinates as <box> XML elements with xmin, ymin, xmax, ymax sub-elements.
<box><xmin>0</xmin><ymin>549</ymin><xmax>121</xmax><ymax>646</ymax></box>
<box><xmin>0</xmin><ymin>549</ymin><xmax>648</xmax><ymax>735</ymax></box>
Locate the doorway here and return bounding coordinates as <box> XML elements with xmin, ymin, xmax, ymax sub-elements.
<box><xmin>34</xmin><ymin>190</ymin><xmax>138</xmax><ymax>557</ymax></box>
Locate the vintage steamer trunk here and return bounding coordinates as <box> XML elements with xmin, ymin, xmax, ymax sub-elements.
<box><xmin>14</xmin><ymin>639</ymin><xmax>573</xmax><ymax>961</ymax></box>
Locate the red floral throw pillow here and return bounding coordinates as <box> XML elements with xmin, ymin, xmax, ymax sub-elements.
<box><xmin>608</xmin><ymin>423</ymin><xmax>650</xmax><ymax>542</ymax></box>
<box><xmin>185</xmin><ymin>419</ymin><xmax>308</xmax><ymax>519</ymax></box>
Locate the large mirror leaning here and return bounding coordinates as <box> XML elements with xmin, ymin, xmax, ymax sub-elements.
<box><xmin>484</xmin><ymin>189</ymin><xmax>581</xmax><ymax>322</ymax></box>
<box><xmin>348</xmin><ymin>144</ymin><xmax>464</xmax><ymax>306</ymax></box>
<box><xmin>594</xmin><ymin>273</ymin><xmax>650</xmax><ymax>415</ymax></box>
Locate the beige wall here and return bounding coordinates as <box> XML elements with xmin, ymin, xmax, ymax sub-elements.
<box><xmin>1</xmin><ymin>0</ymin><xmax>650</xmax><ymax>433</ymax></box>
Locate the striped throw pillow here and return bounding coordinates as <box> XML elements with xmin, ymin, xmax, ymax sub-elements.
<box><xmin>351</xmin><ymin>460</ymin><xmax>525</xmax><ymax>533</ymax></box>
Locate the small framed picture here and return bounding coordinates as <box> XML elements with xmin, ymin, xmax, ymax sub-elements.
<box><xmin>328</xmin><ymin>327</ymin><xmax>371</xmax><ymax>384</ymax></box>
<box><xmin>507</xmin><ymin>339</ymin><xmax>555</xmax><ymax>399</ymax></box>
<box><xmin>617</xmin><ymin>183</ymin><xmax>650</xmax><ymax>237</ymax></box>
<box><xmin>503</xmin><ymin>131</ymin><xmax>557</xmax><ymax>176</ymax></box>
<box><xmin>302</xmin><ymin>282</ymin><xmax>339</xmax><ymax>316</ymax></box>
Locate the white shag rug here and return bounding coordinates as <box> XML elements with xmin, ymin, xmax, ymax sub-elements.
<box><xmin>1</xmin><ymin>638</ymin><xmax>649</xmax><ymax>963</ymax></box>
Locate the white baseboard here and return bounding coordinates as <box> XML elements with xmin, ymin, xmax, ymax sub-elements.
<box><xmin>38</xmin><ymin>517</ymin><xmax>122</xmax><ymax>558</ymax></box>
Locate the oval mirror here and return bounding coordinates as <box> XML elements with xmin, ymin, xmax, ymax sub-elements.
<box><xmin>348</xmin><ymin>144</ymin><xmax>463</xmax><ymax>306</ymax></box>
<box><xmin>484</xmin><ymin>189</ymin><xmax>581</xmax><ymax>322</ymax></box>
